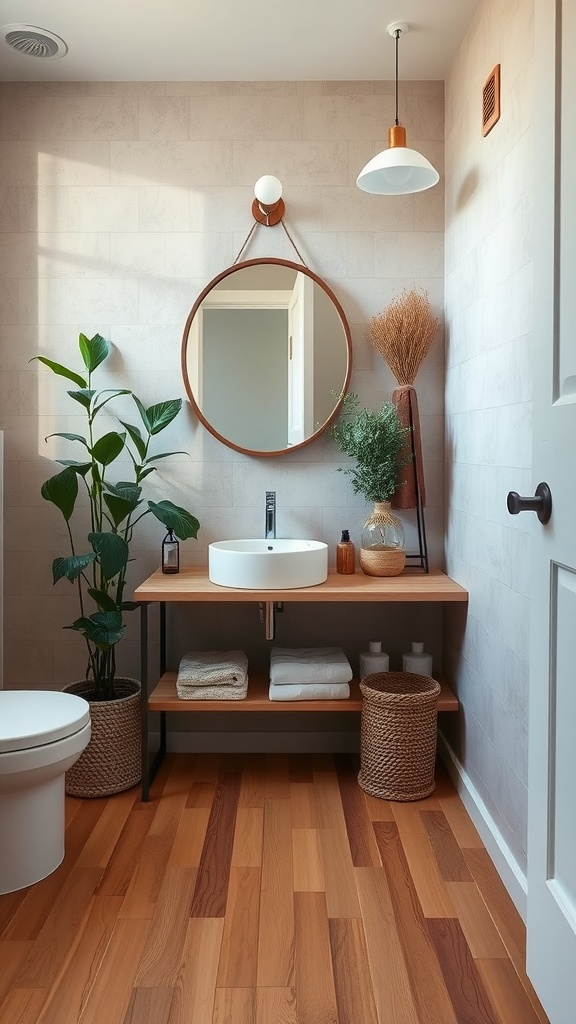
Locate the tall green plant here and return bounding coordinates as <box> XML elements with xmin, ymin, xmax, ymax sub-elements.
<box><xmin>330</xmin><ymin>393</ymin><xmax>411</xmax><ymax>503</ymax></box>
<box><xmin>34</xmin><ymin>332</ymin><xmax>200</xmax><ymax>700</ymax></box>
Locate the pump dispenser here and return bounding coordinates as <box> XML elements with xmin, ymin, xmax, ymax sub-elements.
<box><xmin>359</xmin><ymin>641</ymin><xmax>390</xmax><ymax>678</ymax></box>
<box><xmin>402</xmin><ymin>641</ymin><xmax>432</xmax><ymax>675</ymax></box>
<box><xmin>336</xmin><ymin>529</ymin><xmax>355</xmax><ymax>574</ymax></box>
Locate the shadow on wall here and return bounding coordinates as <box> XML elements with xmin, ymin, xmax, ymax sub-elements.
<box><xmin>455</xmin><ymin>168</ymin><xmax>479</xmax><ymax>213</ymax></box>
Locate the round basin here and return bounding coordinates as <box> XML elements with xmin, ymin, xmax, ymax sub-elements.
<box><xmin>208</xmin><ymin>539</ymin><xmax>328</xmax><ymax>590</ymax></box>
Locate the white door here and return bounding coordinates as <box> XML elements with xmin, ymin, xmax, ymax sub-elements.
<box><xmin>287</xmin><ymin>271</ymin><xmax>314</xmax><ymax>445</ymax></box>
<box><xmin>526</xmin><ymin>2</ymin><xmax>576</xmax><ymax>1020</ymax></box>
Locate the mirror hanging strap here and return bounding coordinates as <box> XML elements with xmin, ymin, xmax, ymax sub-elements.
<box><xmin>233</xmin><ymin>219</ymin><xmax>308</xmax><ymax>267</ymax></box>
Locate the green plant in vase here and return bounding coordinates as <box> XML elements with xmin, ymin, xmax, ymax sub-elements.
<box><xmin>331</xmin><ymin>393</ymin><xmax>411</xmax><ymax>576</ymax></box>
<box><xmin>34</xmin><ymin>332</ymin><xmax>200</xmax><ymax>703</ymax></box>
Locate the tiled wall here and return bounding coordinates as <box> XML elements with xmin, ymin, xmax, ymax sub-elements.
<box><xmin>443</xmin><ymin>0</ymin><xmax>534</xmax><ymax>873</ymax></box>
<box><xmin>0</xmin><ymin>80</ymin><xmax>445</xmax><ymax>695</ymax></box>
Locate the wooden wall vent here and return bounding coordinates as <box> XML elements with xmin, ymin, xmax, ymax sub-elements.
<box><xmin>482</xmin><ymin>64</ymin><xmax>501</xmax><ymax>136</ymax></box>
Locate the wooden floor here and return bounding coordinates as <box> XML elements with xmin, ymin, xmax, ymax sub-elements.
<box><xmin>0</xmin><ymin>754</ymin><xmax>549</xmax><ymax>1024</ymax></box>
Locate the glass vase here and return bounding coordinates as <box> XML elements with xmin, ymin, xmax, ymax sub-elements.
<box><xmin>360</xmin><ymin>501</ymin><xmax>406</xmax><ymax>577</ymax></box>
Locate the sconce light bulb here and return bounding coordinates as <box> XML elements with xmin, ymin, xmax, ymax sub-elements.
<box><xmin>254</xmin><ymin>175</ymin><xmax>283</xmax><ymax>206</ymax></box>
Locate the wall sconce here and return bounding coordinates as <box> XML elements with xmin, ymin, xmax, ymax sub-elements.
<box><xmin>356</xmin><ymin>23</ymin><xmax>440</xmax><ymax>195</ymax></box>
<box><xmin>252</xmin><ymin>175</ymin><xmax>285</xmax><ymax>226</ymax></box>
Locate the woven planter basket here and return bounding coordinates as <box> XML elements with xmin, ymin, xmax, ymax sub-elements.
<box><xmin>359</xmin><ymin>547</ymin><xmax>406</xmax><ymax>576</ymax></box>
<box><xmin>358</xmin><ymin>672</ymin><xmax>440</xmax><ymax>802</ymax></box>
<box><xmin>63</xmin><ymin>678</ymin><xmax>141</xmax><ymax>798</ymax></box>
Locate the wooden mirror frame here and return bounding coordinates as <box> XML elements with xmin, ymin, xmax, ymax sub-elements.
<box><xmin>181</xmin><ymin>257</ymin><xmax>352</xmax><ymax>457</ymax></box>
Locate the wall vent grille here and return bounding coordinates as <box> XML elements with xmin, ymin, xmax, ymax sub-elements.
<box><xmin>482</xmin><ymin>64</ymin><xmax>501</xmax><ymax>136</ymax></box>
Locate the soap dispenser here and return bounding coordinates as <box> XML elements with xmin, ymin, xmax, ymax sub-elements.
<box><xmin>359</xmin><ymin>641</ymin><xmax>390</xmax><ymax>678</ymax></box>
<box><xmin>402</xmin><ymin>641</ymin><xmax>432</xmax><ymax>675</ymax></box>
<box><xmin>336</xmin><ymin>530</ymin><xmax>356</xmax><ymax>574</ymax></box>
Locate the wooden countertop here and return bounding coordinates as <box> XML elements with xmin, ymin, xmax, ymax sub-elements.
<box><xmin>134</xmin><ymin>567</ymin><xmax>468</xmax><ymax>604</ymax></box>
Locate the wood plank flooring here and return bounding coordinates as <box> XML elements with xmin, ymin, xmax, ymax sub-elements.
<box><xmin>0</xmin><ymin>754</ymin><xmax>550</xmax><ymax>1024</ymax></box>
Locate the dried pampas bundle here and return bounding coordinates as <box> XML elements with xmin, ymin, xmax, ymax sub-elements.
<box><xmin>370</xmin><ymin>290</ymin><xmax>439</xmax><ymax>514</ymax></box>
<box><xmin>370</xmin><ymin>289</ymin><xmax>438</xmax><ymax>386</ymax></box>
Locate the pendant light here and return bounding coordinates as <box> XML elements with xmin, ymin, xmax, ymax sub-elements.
<box><xmin>356</xmin><ymin>23</ymin><xmax>440</xmax><ymax>195</ymax></box>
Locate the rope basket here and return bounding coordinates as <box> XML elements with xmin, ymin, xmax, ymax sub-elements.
<box><xmin>63</xmin><ymin>678</ymin><xmax>141</xmax><ymax>798</ymax></box>
<box><xmin>359</xmin><ymin>547</ymin><xmax>406</xmax><ymax>576</ymax></box>
<box><xmin>358</xmin><ymin>672</ymin><xmax>440</xmax><ymax>802</ymax></box>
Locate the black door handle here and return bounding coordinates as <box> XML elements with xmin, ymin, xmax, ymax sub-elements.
<box><xmin>507</xmin><ymin>482</ymin><xmax>552</xmax><ymax>524</ymax></box>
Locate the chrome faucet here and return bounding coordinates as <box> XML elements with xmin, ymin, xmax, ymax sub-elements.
<box><xmin>265</xmin><ymin>491</ymin><xmax>276</xmax><ymax>539</ymax></box>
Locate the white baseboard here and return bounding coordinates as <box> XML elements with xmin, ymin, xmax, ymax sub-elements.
<box><xmin>149</xmin><ymin>729</ymin><xmax>360</xmax><ymax>754</ymax></box>
<box><xmin>437</xmin><ymin>729</ymin><xmax>528</xmax><ymax>922</ymax></box>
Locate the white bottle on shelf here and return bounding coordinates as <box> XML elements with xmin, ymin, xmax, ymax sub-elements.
<box><xmin>359</xmin><ymin>641</ymin><xmax>390</xmax><ymax>679</ymax></box>
<box><xmin>402</xmin><ymin>641</ymin><xmax>433</xmax><ymax>675</ymax></box>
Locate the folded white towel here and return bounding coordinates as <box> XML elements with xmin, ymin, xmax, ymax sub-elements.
<box><xmin>177</xmin><ymin>677</ymin><xmax>248</xmax><ymax>701</ymax></box>
<box><xmin>270</xmin><ymin>647</ymin><xmax>352</xmax><ymax>686</ymax></box>
<box><xmin>269</xmin><ymin>681</ymin><xmax>350</xmax><ymax>701</ymax></box>
<box><xmin>177</xmin><ymin>650</ymin><xmax>248</xmax><ymax>688</ymax></box>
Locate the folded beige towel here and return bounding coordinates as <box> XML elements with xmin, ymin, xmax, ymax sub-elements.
<box><xmin>177</xmin><ymin>650</ymin><xmax>248</xmax><ymax>688</ymax></box>
<box><xmin>270</xmin><ymin>647</ymin><xmax>352</xmax><ymax>686</ymax></box>
<box><xmin>268</xmin><ymin>681</ymin><xmax>350</xmax><ymax>701</ymax></box>
<box><xmin>177</xmin><ymin>677</ymin><xmax>248</xmax><ymax>701</ymax></box>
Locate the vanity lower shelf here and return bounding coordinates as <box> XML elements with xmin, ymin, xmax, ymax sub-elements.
<box><xmin>135</xmin><ymin>566</ymin><xmax>467</xmax><ymax>799</ymax></box>
<box><xmin>148</xmin><ymin>673</ymin><xmax>459</xmax><ymax>713</ymax></box>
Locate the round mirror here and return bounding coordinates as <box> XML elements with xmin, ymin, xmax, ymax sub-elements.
<box><xmin>181</xmin><ymin>258</ymin><xmax>352</xmax><ymax>456</ymax></box>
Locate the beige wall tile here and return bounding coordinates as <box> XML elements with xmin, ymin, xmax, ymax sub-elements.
<box><xmin>190</xmin><ymin>95</ymin><xmax>303</xmax><ymax>141</ymax></box>
<box><xmin>138</xmin><ymin>96</ymin><xmax>191</xmax><ymax>141</ymax></box>
<box><xmin>232</xmin><ymin>140</ymin><xmax>349</xmax><ymax>187</ymax></box>
<box><xmin>110</xmin><ymin>141</ymin><xmax>233</xmax><ymax>186</ymax></box>
<box><xmin>18</xmin><ymin>95</ymin><xmax>139</xmax><ymax>141</ymax></box>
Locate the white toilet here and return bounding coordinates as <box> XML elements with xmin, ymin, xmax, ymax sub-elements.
<box><xmin>0</xmin><ymin>690</ymin><xmax>91</xmax><ymax>894</ymax></box>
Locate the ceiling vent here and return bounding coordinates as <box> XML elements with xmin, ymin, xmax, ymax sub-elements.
<box><xmin>482</xmin><ymin>64</ymin><xmax>501</xmax><ymax>136</ymax></box>
<box><xmin>0</xmin><ymin>24</ymin><xmax>68</xmax><ymax>59</ymax></box>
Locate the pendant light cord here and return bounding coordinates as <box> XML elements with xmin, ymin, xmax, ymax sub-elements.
<box><xmin>394</xmin><ymin>29</ymin><xmax>400</xmax><ymax>126</ymax></box>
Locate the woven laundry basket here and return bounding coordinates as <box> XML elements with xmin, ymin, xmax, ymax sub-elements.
<box><xmin>358</xmin><ymin>671</ymin><xmax>441</xmax><ymax>802</ymax></box>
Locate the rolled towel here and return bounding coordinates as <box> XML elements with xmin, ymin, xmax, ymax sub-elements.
<box><xmin>269</xmin><ymin>681</ymin><xmax>350</xmax><ymax>701</ymax></box>
<box><xmin>177</xmin><ymin>650</ymin><xmax>248</xmax><ymax>688</ymax></box>
<box><xmin>177</xmin><ymin>677</ymin><xmax>248</xmax><ymax>701</ymax></box>
<box><xmin>270</xmin><ymin>647</ymin><xmax>352</xmax><ymax>686</ymax></box>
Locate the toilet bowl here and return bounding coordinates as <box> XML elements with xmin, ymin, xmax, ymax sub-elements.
<box><xmin>0</xmin><ymin>690</ymin><xmax>91</xmax><ymax>894</ymax></box>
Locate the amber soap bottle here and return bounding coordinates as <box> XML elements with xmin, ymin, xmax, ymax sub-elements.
<box><xmin>336</xmin><ymin>529</ymin><xmax>356</xmax><ymax>574</ymax></box>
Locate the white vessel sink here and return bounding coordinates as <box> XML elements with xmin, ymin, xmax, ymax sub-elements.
<box><xmin>208</xmin><ymin>539</ymin><xmax>328</xmax><ymax>590</ymax></box>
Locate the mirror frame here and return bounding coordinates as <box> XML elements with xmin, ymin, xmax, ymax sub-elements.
<box><xmin>181</xmin><ymin>257</ymin><xmax>352</xmax><ymax>457</ymax></box>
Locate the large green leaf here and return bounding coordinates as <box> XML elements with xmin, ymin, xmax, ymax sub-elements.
<box><xmin>45</xmin><ymin>432</ymin><xmax>89</xmax><ymax>448</ymax></box>
<box><xmin>52</xmin><ymin>552</ymin><xmax>96</xmax><ymax>583</ymax></box>
<box><xmin>106</xmin><ymin>481</ymin><xmax>142</xmax><ymax>502</ymax></box>
<box><xmin>67</xmin><ymin>612</ymin><xmax>125</xmax><ymax>650</ymax></box>
<box><xmin>31</xmin><ymin>356</ymin><xmax>87</xmax><ymax>389</ymax></box>
<box><xmin>41</xmin><ymin>467</ymin><xmax>78</xmax><ymax>521</ymax></box>
<box><xmin>79</xmin><ymin>333</ymin><xmax>109</xmax><ymax>373</ymax></box>
<box><xmin>91</xmin><ymin>431</ymin><xmax>126</xmax><ymax>466</ymax></box>
<box><xmin>91</xmin><ymin>389</ymin><xmax>132</xmax><ymax>416</ymax></box>
<box><xmin>145</xmin><ymin>400</ymin><xmax>182</xmax><ymax>435</ymax></box>
<box><xmin>87</xmin><ymin>588</ymin><xmax>119</xmax><ymax>612</ymax></box>
<box><xmin>147</xmin><ymin>500</ymin><xmax>200</xmax><ymax>540</ymax></box>
<box><xmin>146</xmin><ymin>450</ymin><xmax>188</xmax><ymax>464</ymax></box>
<box><xmin>56</xmin><ymin>460</ymin><xmax>92</xmax><ymax>476</ymax></box>
<box><xmin>132</xmin><ymin>396</ymin><xmax>151</xmax><ymax>433</ymax></box>
<box><xmin>67</xmin><ymin>389</ymin><xmax>95</xmax><ymax>409</ymax></box>
<box><xmin>88</xmin><ymin>531</ymin><xmax>129</xmax><ymax>580</ymax></box>
<box><xmin>119</xmin><ymin>420</ymin><xmax>147</xmax><ymax>461</ymax></box>
<box><xmin>103</xmin><ymin>492</ymin><xmax>139</xmax><ymax>527</ymax></box>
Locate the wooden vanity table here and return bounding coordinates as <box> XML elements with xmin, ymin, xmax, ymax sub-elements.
<box><xmin>134</xmin><ymin>567</ymin><xmax>468</xmax><ymax>800</ymax></box>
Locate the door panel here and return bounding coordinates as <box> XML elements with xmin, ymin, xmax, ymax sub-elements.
<box><xmin>528</xmin><ymin>2</ymin><xmax>576</xmax><ymax>1020</ymax></box>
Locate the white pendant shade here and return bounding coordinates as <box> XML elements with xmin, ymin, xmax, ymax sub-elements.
<box><xmin>357</xmin><ymin>23</ymin><xmax>440</xmax><ymax>197</ymax></box>
<box><xmin>356</xmin><ymin>145</ymin><xmax>440</xmax><ymax>195</ymax></box>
